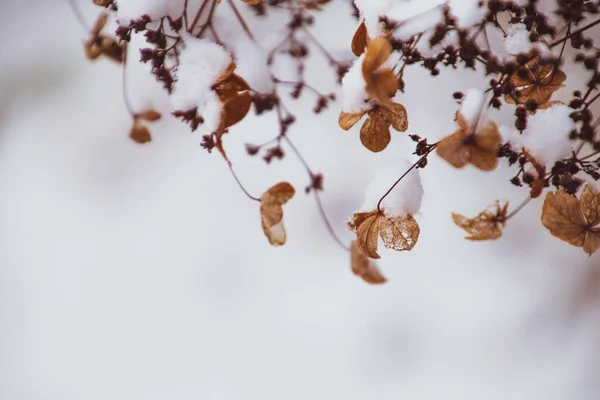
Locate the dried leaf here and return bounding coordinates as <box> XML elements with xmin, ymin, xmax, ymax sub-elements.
<box><xmin>350</xmin><ymin>241</ymin><xmax>386</xmax><ymax>284</ymax></box>
<box><xmin>452</xmin><ymin>201</ymin><xmax>508</xmax><ymax>241</ymax></box>
<box><xmin>348</xmin><ymin>210</ymin><xmax>420</xmax><ymax>259</ymax></box>
<box><xmin>351</xmin><ymin>22</ymin><xmax>368</xmax><ymax>57</ymax></box>
<box><xmin>338</xmin><ymin>111</ymin><xmax>365</xmax><ymax>130</ymax></box>
<box><xmin>541</xmin><ymin>189</ymin><xmax>588</xmax><ymax>248</ymax></box>
<box><xmin>129</xmin><ymin>121</ymin><xmax>152</xmax><ymax>144</ymax></box>
<box><xmin>260</xmin><ymin>182</ymin><xmax>295</xmax><ymax>246</ymax></box>
<box><xmin>360</xmin><ymin>110</ymin><xmax>391</xmax><ymax>153</ymax></box>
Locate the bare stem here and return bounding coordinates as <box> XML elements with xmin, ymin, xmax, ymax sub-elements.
<box><xmin>121</xmin><ymin>44</ymin><xmax>136</xmax><ymax>117</ymax></box>
<box><xmin>66</xmin><ymin>0</ymin><xmax>90</xmax><ymax>33</ymax></box>
<box><xmin>549</xmin><ymin>18</ymin><xmax>600</xmax><ymax>48</ymax></box>
<box><xmin>505</xmin><ymin>196</ymin><xmax>532</xmax><ymax>220</ymax></box>
<box><xmin>227</xmin><ymin>0</ymin><xmax>255</xmax><ymax>41</ymax></box>
<box><xmin>228</xmin><ymin>164</ymin><xmax>260</xmax><ymax>202</ymax></box>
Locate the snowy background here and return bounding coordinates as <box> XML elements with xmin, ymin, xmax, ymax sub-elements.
<box><xmin>1</xmin><ymin>1</ymin><xmax>600</xmax><ymax>399</ymax></box>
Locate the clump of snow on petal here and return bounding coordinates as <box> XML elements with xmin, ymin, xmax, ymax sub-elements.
<box><xmin>503</xmin><ymin>23</ymin><xmax>550</xmax><ymax>57</ymax></box>
<box><xmin>116</xmin><ymin>0</ymin><xmax>186</xmax><ymax>23</ymax></box>
<box><xmin>354</xmin><ymin>0</ymin><xmax>396</xmax><ymax>38</ymax></box>
<box><xmin>359</xmin><ymin>160</ymin><xmax>424</xmax><ymax>216</ymax></box>
<box><xmin>460</xmin><ymin>88</ymin><xmax>485</xmax><ymax>127</ymax></box>
<box><xmin>171</xmin><ymin>36</ymin><xmax>232</xmax><ymax>132</ymax></box>
<box><xmin>503</xmin><ymin>104</ymin><xmax>575</xmax><ymax>166</ymax></box>
<box><xmin>341</xmin><ymin>55</ymin><xmax>369</xmax><ymax>114</ymax></box>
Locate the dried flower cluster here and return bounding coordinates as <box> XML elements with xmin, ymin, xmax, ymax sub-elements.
<box><xmin>72</xmin><ymin>0</ymin><xmax>600</xmax><ymax>285</ymax></box>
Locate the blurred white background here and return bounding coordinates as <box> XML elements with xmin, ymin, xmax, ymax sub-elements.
<box><xmin>1</xmin><ymin>1</ymin><xmax>600</xmax><ymax>399</ymax></box>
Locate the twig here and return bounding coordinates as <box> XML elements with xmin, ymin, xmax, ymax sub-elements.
<box><xmin>228</xmin><ymin>164</ymin><xmax>260</xmax><ymax>202</ymax></box>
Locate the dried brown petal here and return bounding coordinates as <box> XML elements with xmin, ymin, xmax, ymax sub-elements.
<box><xmin>541</xmin><ymin>189</ymin><xmax>587</xmax><ymax>248</ymax></box>
<box><xmin>506</xmin><ymin>59</ymin><xmax>566</xmax><ymax>105</ymax></box>
<box><xmin>137</xmin><ymin>109</ymin><xmax>162</xmax><ymax>122</ymax></box>
<box><xmin>436</xmin><ymin>130</ymin><xmax>470</xmax><ymax>168</ymax></box>
<box><xmin>362</xmin><ymin>37</ymin><xmax>398</xmax><ymax>104</ymax></box>
<box><xmin>351</xmin><ymin>22</ymin><xmax>368</xmax><ymax>57</ymax></box>
<box><xmin>91</xmin><ymin>13</ymin><xmax>108</xmax><ymax>37</ymax></box>
<box><xmin>360</xmin><ymin>110</ymin><xmax>391</xmax><ymax>153</ymax></box>
<box><xmin>260</xmin><ymin>182</ymin><xmax>295</xmax><ymax>246</ymax></box>
<box><xmin>452</xmin><ymin>201</ymin><xmax>508</xmax><ymax>241</ymax></box>
<box><xmin>350</xmin><ymin>241</ymin><xmax>386</xmax><ymax>284</ymax></box>
<box><xmin>380</xmin><ymin>102</ymin><xmax>408</xmax><ymax>132</ymax></box>
<box><xmin>214</xmin><ymin>61</ymin><xmax>237</xmax><ymax>86</ymax></box>
<box><xmin>339</xmin><ymin>111</ymin><xmax>365</xmax><ymax>130</ymax></box>
<box><xmin>129</xmin><ymin>121</ymin><xmax>152</xmax><ymax>144</ymax></box>
<box><xmin>219</xmin><ymin>92</ymin><xmax>252</xmax><ymax>131</ymax></box>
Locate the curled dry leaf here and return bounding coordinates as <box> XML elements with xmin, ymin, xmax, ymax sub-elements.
<box><xmin>348</xmin><ymin>210</ymin><xmax>420</xmax><ymax>259</ymax></box>
<box><xmin>260</xmin><ymin>182</ymin><xmax>296</xmax><ymax>246</ymax></box>
<box><xmin>452</xmin><ymin>201</ymin><xmax>508</xmax><ymax>241</ymax></box>
<box><xmin>129</xmin><ymin>121</ymin><xmax>152</xmax><ymax>144</ymax></box>
<box><xmin>541</xmin><ymin>184</ymin><xmax>600</xmax><ymax>255</ymax></box>
<box><xmin>505</xmin><ymin>58</ymin><xmax>566</xmax><ymax>106</ymax></box>
<box><xmin>351</xmin><ymin>21</ymin><xmax>368</xmax><ymax>57</ymax></box>
<box><xmin>362</xmin><ymin>37</ymin><xmax>399</xmax><ymax>105</ymax></box>
<box><xmin>338</xmin><ymin>102</ymin><xmax>408</xmax><ymax>152</ymax></box>
<box><xmin>350</xmin><ymin>241</ymin><xmax>386</xmax><ymax>284</ymax></box>
<box><xmin>436</xmin><ymin>111</ymin><xmax>501</xmax><ymax>171</ymax></box>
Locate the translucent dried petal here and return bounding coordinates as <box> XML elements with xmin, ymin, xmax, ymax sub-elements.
<box><xmin>360</xmin><ymin>111</ymin><xmax>391</xmax><ymax>153</ymax></box>
<box><xmin>362</xmin><ymin>37</ymin><xmax>398</xmax><ymax>104</ymax></box>
<box><xmin>363</xmin><ymin>37</ymin><xmax>392</xmax><ymax>72</ymax></box>
<box><xmin>339</xmin><ymin>111</ymin><xmax>365</xmax><ymax>130</ymax></box>
<box><xmin>351</xmin><ymin>22</ymin><xmax>368</xmax><ymax>57</ymax></box>
<box><xmin>378</xmin><ymin>213</ymin><xmax>420</xmax><ymax>251</ymax></box>
<box><xmin>580</xmin><ymin>184</ymin><xmax>600</xmax><ymax>227</ymax></box>
<box><xmin>350</xmin><ymin>241</ymin><xmax>386</xmax><ymax>285</ymax></box>
<box><xmin>541</xmin><ymin>190</ymin><xmax>587</xmax><ymax>248</ymax></box>
<box><xmin>260</xmin><ymin>182</ymin><xmax>295</xmax><ymax>246</ymax></box>
<box><xmin>380</xmin><ymin>102</ymin><xmax>408</xmax><ymax>132</ymax></box>
<box><xmin>452</xmin><ymin>201</ymin><xmax>508</xmax><ymax>241</ymax></box>
<box><xmin>91</xmin><ymin>13</ymin><xmax>108</xmax><ymax>36</ymax></box>
<box><xmin>348</xmin><ymin>210</ymin><xmax>420</xmax><ymax>258</ymax></box>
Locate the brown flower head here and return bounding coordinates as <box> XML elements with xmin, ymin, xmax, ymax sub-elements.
<box><xmin>260</xmin><ymin>182</ymin><xmax>296</xmax><ymax>246</ymax></box>
<box><xmin>452</xmin><ymin>201</ymin><xmax>509</xmax><ymax>241</ymax></box>
<box><xmin>339</xmin><ymin>102</ymin><xmax>408</xmax><ymax>152</ymax></box>
<box><xmin>128</xmin><ymin>109</ymin><xmax>161</xmax><ymax>144</ymax></box>
<box><xmin>362</xmin><ymin>37</ymin><xmax>399</xmax><ymax>105</ymax></box>
<box><xmin>505</xmin><ymin>58</ymin><xmax>566</xmax><ymax>106</ymax></box>
<box><xmin>436</xmin><ymin>111</ymin><xmax>501</xmax><ymax>171</ymax></box>
<box><xmin>348</xmin><ymin>210</ymin><xmax>420</xmax><ymax>259</ymax></box>
<box><xmin>541</xmin><ymin>184</ymin><xmax>600</xmax><ymax>255</ymax></box>
<box><xmin>350</xmin><ymin>240</ymin><xmax>386</xmax><ymax>284</ymax></box>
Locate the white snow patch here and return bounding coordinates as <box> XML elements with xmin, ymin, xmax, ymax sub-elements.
<box><xmin>171</xmin><ymin>36</ymin><xmax>232</xmax><ymax>132</ymax></box>
<box><xmin>359</xmin><ymin>160</ymin><xmax>424</xmax><ymax>216</ymax></box>
<box><xmin>115</xmin><ymin>0</ymin><xmax>187</xmax><ymax>23</ymax></box>
<box><xmin>502</xmin><ymin>104</ymin><xmax>575</xmax><ymax>166</ymax></box>
<box><xmin>341</xmin><ymin>55</ymin><xmax>369</xmax><ymax>114</ymax></box>
<box><xmin>460</xmin><ymin>88</ymin><xmax>486</xmax><ymax>127</ymax></box>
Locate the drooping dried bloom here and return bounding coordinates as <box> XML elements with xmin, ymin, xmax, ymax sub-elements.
<box><xmin>260</xmin><ymin>182</ymin><xmax>296</xmax><ymax>246</ymax></box>
<box><xmin>339</xmin><ymin>102</ymin><xmax>408</xmax><ymax>152</ymax></box>
<box><xmin>436</xmin><ymin>111</ymin><xmax>501</xmax><ymax>171</ymax></box>
<box><xmin>351</xmin><ymin>21</ymin><xmax>368</xmax><ymax>57</ymax></box>
<box><xmin>347</xmin><ymin>210</ymin><xmax>420</xmax><ymax>259</ymax></box>
<box><xmin>84</xmin><ymin>13</ymin><xmax>125</xmax><ymax>63</ymax></box>
<box><xmin>361</xmin><ymin>37</ymin><xmax>399</xmax><ymax>105</ymax></box>
<box><xmin>505</xmin><ymin>59</ymin><xmax>566</xmax><ymax>106</ymax></box>
<box><xmin>350</xmin><ymin>240</ymin><xmax>386</xmax><ymax>284</ymax></box>
<box><xmin>452</xmin><ymin>201</ymin><xmax>509</xmax><ymax>241</ymax></box>
<box><xmin>541</xmin><ymin>184</ymin><xmax>600</xmax><ymax>255</ymax></box>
